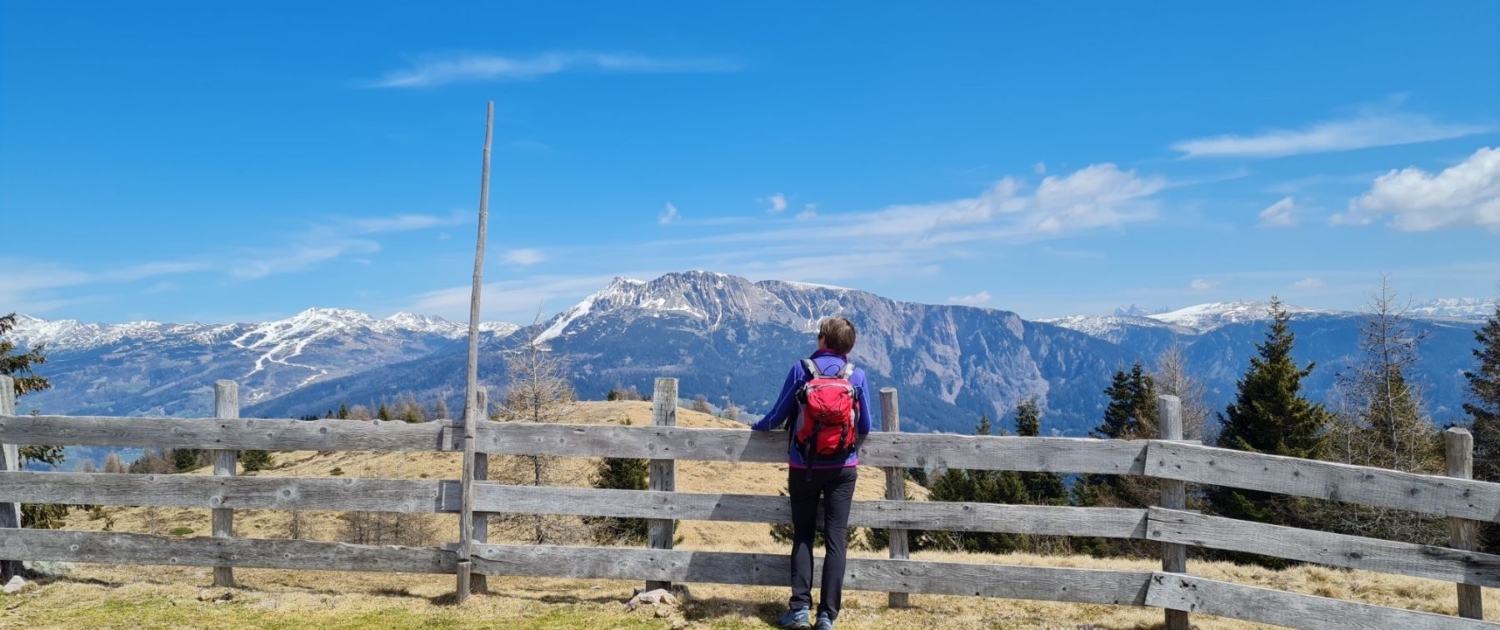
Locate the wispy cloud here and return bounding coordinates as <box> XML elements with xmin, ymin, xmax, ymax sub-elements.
<box><xmin>1291</xmin><ymin>278</ymin><xmax>1324</xmax><ymax>290</ymax></box>
<box><xmin>1172</xmin><ymin>104</ymin><xmax>1493</xmax><ymax>159</ymax></box>
<box><xmin>1333</xmin><ymin>146</ymin><xmax>1500</xmax><ymax>232</ymax></box>
<box><xmin>502</xmin><ymin>248</ymin><xmax>547</xmax><ymax>266</ymax></box>
<box><xmin>0</xmin><ymin>258</ymin><xmax>205</xmax><ymax>315</ymax></box>
<box><xmin>659</xmin><ymin>202</ymin><xmax>681</xmax><ymax>225</ymax></box>
<box><xmin>1258</xmin><ymin>196</ymin><xmax>1298</xmax><ymax>228</ymax></box>
<box><xmin>759</xmin><ymin>192</ymin><xmax>788</xmax><ymax>213</ymax></box>
<box><xmin>795</xmin><ymin>203</ymin><xmax>818</xmax><ymax>221</ymax></box>
<box><xmin>1188</xmin><ymin>279</ymin><xmax>1220</xmax><ymax>292</ymax></box>
<box><xmin>233</xmin><ymin>211</ymin><xmax>465</xmax><ymax>279</ymax></box>
<box><xmin>948</xmin><ymin>291</ymin><xmax>992</xmax><ymax>305</ymax></box>
<box><xmin>371</xmin><ymin>52</ymin><xmax>739</xmax><ymax>88</ymax></box>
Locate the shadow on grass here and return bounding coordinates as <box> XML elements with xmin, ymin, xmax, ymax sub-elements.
<box><xmin>681</xmin><ymin>596</ymin><xmax>784</xmax><ymax>625</ymax></box>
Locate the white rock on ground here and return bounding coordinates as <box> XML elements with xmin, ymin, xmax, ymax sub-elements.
<box><xmin>3</xmin><ymin>576</ymin><xmax>28</xmax><ymax>595</ymax></box>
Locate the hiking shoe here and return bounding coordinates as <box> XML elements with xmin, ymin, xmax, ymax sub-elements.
<box><xmin>814</xmin><ymin>611</ymin><xmax>835</xmax><ymax>630</ymax></box>
<box><xmin>777</xmin><ymin>607</ymin><xmax>812</xmax><ymax>629</ymax></box>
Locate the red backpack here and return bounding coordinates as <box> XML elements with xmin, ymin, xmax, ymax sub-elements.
<box><xmin>794</xmin><ymin>358</ymin><xmax>859</xmax><ymax>465</ymax></box>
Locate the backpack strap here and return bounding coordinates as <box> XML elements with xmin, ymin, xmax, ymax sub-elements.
<box><xmin>800</xmin><ymin>359</ymin><xmax>822</xmax><ymax>381</ymax></box>
<box><xmin>837</xmin><ymin>361</ymin><xmax>855</xmax><ymax>379</ymax></box>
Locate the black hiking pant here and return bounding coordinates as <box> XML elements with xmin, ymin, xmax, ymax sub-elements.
<box><xmin>788</xmin><ymin>466</ymin><xmax>858</xmax><ymax>620</ymax></box>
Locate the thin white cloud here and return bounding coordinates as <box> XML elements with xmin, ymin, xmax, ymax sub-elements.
<box><xmin>1291</xmin><ymin>278</ymin><xmax>1324</xmax><ymax>290</ymax></box>
<box><xmin>795</xmin><ymin>204</ymin><xmax>818</xmax><ymax>221</ymax></box>
<box><xmin>0</xmin><ymin>258</ymin><xmax>205</xmax><ymax>315</ymax></box>
<box><xmin>949</xmin><ymin>291</ymin><xmax>992</xmax><ymax>305</ymax></box>
<box><xmin>502</xmin><ymin>249</ymin><xmax>547</xmax><ymax>266</ymax></box>
<box><xmin>1334</xmin><ymin>146</ymin><xmax>1500</xmax><ymax>232</ymax></box>
<box><xmin>760</xmin><ymin>192</ymin><xmax>788</xmax><ymax>213</ymax></box>
<box><xmin>1189</xmin><ymin>279</ymin><xmax>1219</xmax><ymax>292</ymax></box>
<box><xmin>372</xmin><ymin>52</ymin><xmax>739</xmax><ymax>88</ymax></box>
<box><xmin>1172</xmin><ymin>109</ymin><xmax>1493</xmax><ymax>159</ymax></box>
<box><xmin>1258</xmin><ymin>196</ymin><xmax>1298</xmax><ymax>228</ymax></box>
<box><xmin>659</xmin><ymin>202</ymin><xmax>681</xmax><ymax>225</ymax></box>
<box><xmin>233</xmin><ymin>212</ymin><xmax>463</xmax><ymax>280</ymax></box>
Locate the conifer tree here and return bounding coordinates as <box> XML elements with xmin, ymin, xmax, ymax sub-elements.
<box><xmin>337</xmin><ymin>403</ymin><xmax>349</xmax><ymax>420</ymax></box>
<box><xmin>927</xmin><ymin>415</ymin><xmax>1026</xmax><ymax>553</ymax></box>
<box><xmin>585</xmin><ymin>419</ymin><xmax>651</xmax><ymax>545</ymax></box>
<box><xmin>1014</xmin><ymin>399</ymin><xmax>1066</xmax><ymax>505</ymax></box>
<box><xmin>1465</xmin><ymin>300</ymin><xmax>1500</xmax><ymax>553</ymax></box>
<box><xmin>240</xmin><ymin>449</ymin><xmax>274</xmax><ymax>472</ymax></box>
<box><xmin>377</xmin><ymin>402</ymin><xmax>391</xmax><ymax>421</ymax></box>
<box><xmin>1073</xmin><ymin>367</ymin><xmax>1160</xmax><ymax>556</ymax></box>
<box><xmin>1210</xmin><ymin>297</ymin><xmax>1331</xmax><ymax>530</ymax></box>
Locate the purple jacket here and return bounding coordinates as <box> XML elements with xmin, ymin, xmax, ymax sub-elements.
<box><xmin>751</xmin><ymin>349</ymin><xmax>873</xmax><ymax>468</ymax></box>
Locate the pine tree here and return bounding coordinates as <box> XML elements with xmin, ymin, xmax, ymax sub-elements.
<box><xmin>585</xmin><ymin>452</ymin><xmax>650</xmax><ymax>545</ymax></box>
<box><xmin>173</xmin><ymin>448</ymin><xmax>202</xmax><ymax>471</ymax></box>
<box><xmin>377</xmin><ymin>402</ymin><xmax>391</xmax><ymax>421</ymax></box>
<box><xmin>1091</xmin><ymin>362</ymin><xmax>1158</xmax><ymax>440</ymax></box>
<box><xmin>1210</xmin><ymin>297</ymin><xmax>1331</xmax><ymax>532</ymax></box>
<box><xmin>240</xmin><ymin>450</ymin><xmax>274</xmax><ymax>472</ymax></box>
<box><xmin>926</xmin><ymin>415</ymin><xmax>1026</xmax><ymax>553</ymax></box>
<box><xmin>1014</xmin><ymin>399</ymin><xmax>1066</xmax><ymax>505</ymax></box>
<box><xmin>1465</xmin><ymin>301</ymin><xmax>1500</xmax><ymax>553</ymax></box>
<box><xmin>1073</xmin><ymin>368</ymin><xmax>1160</xmax><ymax>556</ymax></box>
<box><xmin>337</xmin><ymin>403</ymin><xmax>349</xmax><ymax>420</ymax></box>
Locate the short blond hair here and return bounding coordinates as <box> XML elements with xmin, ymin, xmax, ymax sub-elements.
<box><xmin>818</xmin><ymin>316</ymin><xmax>857</xmax><ymax>354</ymax></box>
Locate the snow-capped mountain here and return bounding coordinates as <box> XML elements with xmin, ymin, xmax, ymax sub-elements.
<box><xmin>1409</xmin><ymin>298</ymin><xmax>1498</xmax><ymax>321</ymax></box>
<box><xmin>6</xmin><ymin>272</ymin><xmax>1490</xmax><ymax>439</ymax></box>
<box><xmin>7</xmin><ymin>309</ymin><xmax>517</xmax><ymax>416</ymax></box>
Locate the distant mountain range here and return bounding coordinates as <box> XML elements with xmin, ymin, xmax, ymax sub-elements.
<box><xmin>7</xmin><ymin>273</ymin><xmax>1493</xmax><ymax>439</ymax></box>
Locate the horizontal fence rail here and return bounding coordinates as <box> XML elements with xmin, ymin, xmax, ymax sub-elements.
<box><xmin>0</xmin><ymin>415</ymin><xmax>449</xmax><ymax>452</ymax></box>
<box><xmin>466</xmin><ymin>483</ymin><xmax>1151</xmax><ymax>540</ymax></box>
<box><xmin>473</xmin><ymin>422</ymin><xmax>1151</xmax><ymax>475</ymax></box>
<box><xmin>469</xmin><ymin>544</ymin><xmax>1154</xmax><ymax>606</ymax></box>
<box><xmin>1</xmin><ymin>529</ymin><xmax>457</xmax><ymax>574</ymax></box>
<box><xmin>1146</xmin><ymin>572</ymin><xmax>1494</xmax><ymax>630</ymax></box>
<box><xmin>1148</xmin><ymin>507</ymin><xmax>1500</xmax><ymax>588</ymax></box>
<box><xmin>0</xmin><ymin>471</ymin><xmax>456</xmax><ymax>513</ymax></box>
<box><xmin>1147</xmin><ymin>440</ymin><xmax>1500</xmax><ymax>523</ymax></box>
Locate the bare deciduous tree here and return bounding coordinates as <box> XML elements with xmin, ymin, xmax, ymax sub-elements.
<box><xmin>491</xmin><ymin>324</ymin><xmax>584</xmax><ymax>545</ymax></box>
<box><xmin>1322</xmin><ymin>278</ymin><xmax>1444</xmax><ymax>544</ymax></box>
<box><xmin>1152</xmin><ymin>345</ymin><xmax>1211</xmax><ymax>442</ymax></box>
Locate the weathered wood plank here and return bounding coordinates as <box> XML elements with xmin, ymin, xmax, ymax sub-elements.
<box><xmin>881</xmin><ymin>387</ymin><xmax>910</xmax><ymax>608</ymax></box>
<box><xmin>647</xmin><ymin>377</ymin><xmax>678</xmax><ymax>593</ymax></box>
<box><xmin>468</xmin><ymin>387</ymin><xmax>489</xmax><ymax>594</ymax></box>
<box><xmin>1447</xmin><ymin>428</ymin><xmax>1485</xmax><ymax>618</ymax></box>
<box><xmin>0</xmin><ymin>471</ymin><xmax>453</xmax><ymax>513</ymax></box>
<box><xmin>1146</xmin><ymin>572</ymin><xmax>1495</xmax><ymax>630</ymax></box>
<box><xmin>1156</xmin><ymin>395</ymin><xmax>1189</xmax><ymax>630</ymax></box>
<box><xmin>0</xmin><ymin>529</ymin><xmax>456</xmax><ymax>574</ymax></box>
<box><xmin>470</xmin><ymin>484</ymin><xmax>1149</xmax><ymax>538</ymax></box>
<box><xmin>0</xmin><ymin>415</ymin><xmax>450</xmax><ymax>452</ymax></box>
<box><xmin>471</xmin><ymin>544</ymin><xmax>1152</xmax><ymax>605</ymax></box>
<box><xmin>212</xmin><ymin>380</ymin><xmax>238</xmax><ymax>587</ymax></box>
<box><xmin>1146</xmin><ymin>440</ymin><xmax>1500</xmax><ymax>523</ymax></box>
<box><xmin>475</xmin><ymin>423</ymin><xmax>1147</xmax><ymax>474</ymax></box>
<box><xmin>1147</xmin><ymin>507</ymin><xmax>1500</xmax><ymax>588</ymax></box>
<box><xmin>0</xmin><ymin>374</ymin><xmax>20</xmax><ymax>582</ymax></box>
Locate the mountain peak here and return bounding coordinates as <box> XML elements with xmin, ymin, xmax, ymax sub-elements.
<box><xmin>1147</xmin><ymin>301</ymin><xmax>1333</xmax><ymax>332</ymax></box>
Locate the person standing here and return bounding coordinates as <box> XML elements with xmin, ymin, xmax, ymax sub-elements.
<box><xmin>752</xmin><ymin>316</ymin><xmax>873</xmax><ymax>630</ymax></box>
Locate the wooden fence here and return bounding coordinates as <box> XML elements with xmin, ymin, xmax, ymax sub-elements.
<box><xmin>1</xmin><ymin>374</ymin><xmax>1498</xmax><ymax>629</ymax></box>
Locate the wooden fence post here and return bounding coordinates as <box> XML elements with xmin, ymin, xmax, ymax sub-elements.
<box><xmin>1157</xmin><ymin>394</ymin><xmax>1188</xmax><ymax>630</ymax></box>
<box><xmin>1445</xmin><ymin>427</ymin><xmax>1483</xmax><ymax>619</ymax></box>
<box><xmin>0</xmin><ymin>375</ymin><xmax>22</xmax><ymax>582</ymax></box>
<box><xmin>470</xmin><ymin>387</ymin><xmax>489</xmax><ymax>594</ymax></box>
<box><xmin>212</xmin><ymin>380</ymin><xmax>238</xmax><ymax>588</ymax></box>
<box><xmin>646</xmin><ymin>377</ymin><xmax>678</xmax><ymax>593</ymax></box>
<box><xmin>880</xmin><ymin>387</ymin><xmax>910</xmax><ymax>608</ymax></box>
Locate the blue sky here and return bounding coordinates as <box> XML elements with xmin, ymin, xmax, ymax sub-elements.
<box><xmin>2</xmin><ymin>1</ymin><xmax>1498</xmax><ymax>324</ymax></box>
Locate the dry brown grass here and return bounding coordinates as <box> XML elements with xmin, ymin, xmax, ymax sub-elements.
<box><xmin>5</xmin><ymin>400</ymin><xmax>1496</xmax><ymax>629</ymax></box>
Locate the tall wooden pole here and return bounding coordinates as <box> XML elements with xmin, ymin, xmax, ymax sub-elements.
<box><xmin>457</xmin><ymin>101</ymin><xmax>494</xmax><ymax>602</ymax></box>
